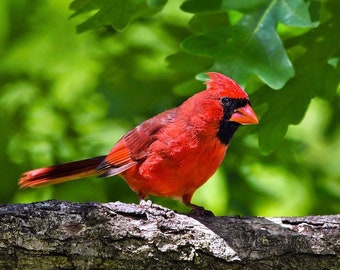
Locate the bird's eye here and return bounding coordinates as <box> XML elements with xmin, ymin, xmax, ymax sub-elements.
<box><xmin>221</xmin><ymin>97</ymin><xmax>232</xmax><ymax>107</ymax></box>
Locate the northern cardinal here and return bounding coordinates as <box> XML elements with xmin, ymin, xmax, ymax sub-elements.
<box><xmin>19</xmin><ymin>72</ymin><xmax>258</xmax><ymax>212</ymax></box>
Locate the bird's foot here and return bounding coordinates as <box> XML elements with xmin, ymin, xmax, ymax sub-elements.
<box><xmin>189</xmin><ymin>206</ymin><xmax>215</xmax><ymax>217</ymax></box>
<box><xmin>185</xmin><ymin>203</ymin><xmax>215</xmax><ymax>217</ymax></box>
<box><xmin>139</xmin><ymin>199</ymin><xmax>153</xmax><ymax>207</ymax></box>
<box><xmin>138</xmin><ymin>199</ymin><xmax>176</xmax><ymax>218</ymax></box>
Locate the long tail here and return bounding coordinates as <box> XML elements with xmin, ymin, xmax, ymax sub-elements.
<box><xmin>19</xmin><ymin>156</ymin><xmax>106</xmax><ymax>188</ymax></box>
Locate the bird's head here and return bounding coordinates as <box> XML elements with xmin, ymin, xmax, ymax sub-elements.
<box><xmin>204</xmin><ymin>72</ymin><xmax>259</xmax><ymax>144</ymax></box>
<box><xmin>205</xmin><ymin>72</ymin><xmax>258</xmax><ymax>126</ymax></box>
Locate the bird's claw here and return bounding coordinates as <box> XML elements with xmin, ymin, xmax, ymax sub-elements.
<box><xmin>139</xmin><ymin>199</ymin><xmax>153</xmax><ymax>207</ymax></box>
<box><xmin>189</xmin><ymin>206</ymin><xmax>215</xmax><ymax>217</ymax></box>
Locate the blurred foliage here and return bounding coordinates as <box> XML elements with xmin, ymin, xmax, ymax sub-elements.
<box><xmin>0</xmin><ymin>0</ymin><xmax>339</xmax><ymax>216</ymax></box>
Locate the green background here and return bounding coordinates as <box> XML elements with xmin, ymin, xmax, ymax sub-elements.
<box><xmin>0</xmin><ymin>0</ymin><xmax>339</xmax><ymax>216</ymax></box>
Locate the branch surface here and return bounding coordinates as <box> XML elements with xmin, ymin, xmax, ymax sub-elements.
<box><xmin>0</xmin><ymin>200</ymin><xmax>339</xmax><ymax>269</ymax></box>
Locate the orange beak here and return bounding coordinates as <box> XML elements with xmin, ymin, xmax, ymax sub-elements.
<box><xmin>230</xmin><ymin>104</ymin><xmax>259</xmax><ymax>125</ymax></box>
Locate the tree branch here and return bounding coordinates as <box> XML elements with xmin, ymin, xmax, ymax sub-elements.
<box><xmin>0</xmin><ymin>200</ymin><xmax>339</xmax><ymax>269</ymax></box>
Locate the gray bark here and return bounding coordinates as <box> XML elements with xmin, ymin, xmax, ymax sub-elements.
<box><xmin>0</xmin><ymin>200</ymin><xmax>339</xmax><ymax>269</ymax></box>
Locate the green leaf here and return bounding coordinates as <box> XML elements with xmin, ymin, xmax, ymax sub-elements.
<box><xmin>181</xmin><ymin>0</ymin><xmax>268</xmax><ymax>14</ymax></box>
<box><xmin>70</xmin><ymin>0</ymin><xmax>167</xmax><ymax>32</ymax></box>
<box><xmin>189</xmin><ymin>12</ymin><xmax>231</xmax><ymax>33</ymax></box>
<box><xmin>274</xmin><ymin>0</ymin><xmax>317</xmax><ymax>27</ymax></box>
<box><xmin>182</xmin><ymin>23</ymin><xmax>294</xmax><ymax>89</ymax></box>
<box><xmin>180</xmin><ymin>0</ymin><xmax>223</xmax><ymax>13</ymax></box>
<box><xmin>166</xmin><ymin>52</ymin><xmax>213</xmax><ymax>72</ymax></box>
<box><xmin>181</xmin><ymin>0</ymin><xmax>316</xmax><ymax>88</ymax></box>
<box><xmin>173</xmin><ymin>78</ymin><xmax>204</xmax><ymax>96</ymax></box>
<box><xmin>257</xmin><ymin>14</ymin><xmax>340</xmax><ymax>154</ymax></box>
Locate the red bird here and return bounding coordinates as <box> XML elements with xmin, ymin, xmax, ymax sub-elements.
<box><xmin>19</xmin><ymin>72</ymin><xmax>258</xmax><ymax>212</ymax></box>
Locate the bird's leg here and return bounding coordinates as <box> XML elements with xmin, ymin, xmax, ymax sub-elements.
<box><xmin>182</xmin><ymin>194</ymin><xmax>215</xmax><ymax>217</ymax></box>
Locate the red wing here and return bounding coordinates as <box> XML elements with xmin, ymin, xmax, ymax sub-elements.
<box><xmin>97</xmin><ymin>108</ymin><xmax>176</xmax><ymax>177</ymax></box>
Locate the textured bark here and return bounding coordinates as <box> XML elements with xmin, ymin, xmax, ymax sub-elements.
<box><xmin>0</xmin><ymin>200</ymin><xmax>339</xmax><ymax>269</ymax></box>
